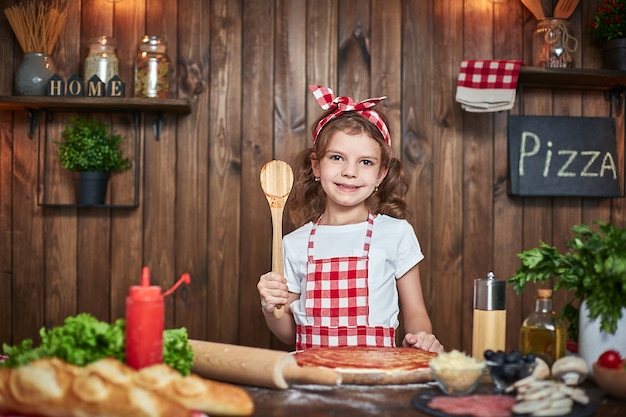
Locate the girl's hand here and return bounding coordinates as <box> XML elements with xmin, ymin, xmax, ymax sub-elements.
<box><xmin>257</xmin><ymin>272</ymin><xmax>289</xmax><ymax>314</ymax></box>
<box><xmin>402</xmin><ymin>332</ymin><xmax>445</xmax><ymax>353</ymax></box>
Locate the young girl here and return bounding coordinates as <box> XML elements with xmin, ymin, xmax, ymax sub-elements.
<box><xmin>257</xmin><ymin>85</ymin><xmax>443</xmax><ymax>353</ymax></box>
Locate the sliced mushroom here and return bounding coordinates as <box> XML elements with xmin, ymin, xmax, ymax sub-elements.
<box><xmin>551</xmin><ymin>356</ymin><xmax>588</xmax><ymax>386</ymax></box>
<box><xmin>532</xmin><ymin>357</ymin><xmax>551</xmax><ymax>380</ymax></box>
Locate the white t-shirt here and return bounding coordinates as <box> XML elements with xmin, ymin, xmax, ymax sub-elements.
<box><xmin>283</xmin><ymin>214</ymin><xmax>424</xmax><ymax>329</ymax></box>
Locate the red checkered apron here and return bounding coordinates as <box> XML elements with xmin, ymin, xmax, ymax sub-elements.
<box><xmin>296</xmin><ymin>213</ymin><xmax>395</xmax><ymax>349</ymax></box>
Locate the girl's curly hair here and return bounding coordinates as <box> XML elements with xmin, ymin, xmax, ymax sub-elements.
<box><xmin>288</xmin><ymin>109</ymin><xmax>409</xmax><ymax>227</ymax></box>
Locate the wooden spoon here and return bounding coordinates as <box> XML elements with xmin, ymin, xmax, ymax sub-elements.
<box><xmin>521</xmin><ymin>0</ymin><xmax>545</xmax><ymax>20</ymax></box>
<box><xmin>554</xmin><ymin>0</ymin><xmax>579</xmax><ymax>19</ymax></box>
<box><xmin>260</xmin><ymin>160</ymin><xmax>294</xmax><ymax>319</ymax></box>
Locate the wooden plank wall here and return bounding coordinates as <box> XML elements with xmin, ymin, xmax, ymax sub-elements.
<box><xmin>0</xmin><ymin>0</ymin><xmax>623</xmax><ymax>354</ymax></box>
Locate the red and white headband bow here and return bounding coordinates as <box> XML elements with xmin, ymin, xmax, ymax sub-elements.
<box><xmin>309</xmin><ymin>85</ymin><xmax>391</xmax><ymax>146</ymax></box>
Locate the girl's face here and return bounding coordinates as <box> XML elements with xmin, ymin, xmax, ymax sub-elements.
<box><xmin>312</xmin><ymin>130</ymin><xmax>388</xmax><ymax>216</ymax></box>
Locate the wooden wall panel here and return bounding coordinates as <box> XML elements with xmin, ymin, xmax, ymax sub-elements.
<box><xmin>371</xmin><ymin>0</ymin><xmax>401</xmax><ymax>172</ymax></box>
<box><xmin>109</xmin><ymin>0</ymin><xmax>146</xmax><ymax>325</ymax></box>
<box><xmin>372</xmin><ymin>0</ymin><xmax>402</xmax><ymax>341</ymax></box>
<box><xmin>401</xmin><ymin>0</ymin><xmax>434</xmax><ymax>344</ymax></box>
<box><xmin>493</xmin><ymin>1</ymin><xmax>525</xmax><ymax>352</ymax></box>
<box><xmin>240</xmin><ymin>0</ymin><xmax>274</xmax><ymax>349</ymax></box>
<box><xmin>142</xmin><ymin>0</ymin><xmax>178</xmax><ymax>332</ymax></box>
<box><xmin>305</xmin><ymin>0</ymin><xmax>337</xmax><ymax>133</ymax></box>
<box><xmin>0</xmin><ymin>111</ymin><xmax>11</xmax><ymax>343</ymax></box>
<box><xmin>519</xmin><ymin>0</ymin><xmax>556</xmax><ymax>324</ymax></box>
<box><xmin>73</xmin><ymin>2</ymin><xmax>114</xmax><ymax>320</ymax></box>
<box><xmin>206</xmin><ymin>0</ymin><xmax>243</xmax><ymax>345</ymax></box>
<box><xmin>11</xmin><ymin>115</ymin><xmax>44</xmax><ymax>344</ymax></box>
<box><xmin>462</xmin><ymin>0</ymin><xmax>495</xmax><ymax>355</ymax></box>
<box><xmin>174</xmin><ymin>0</ymin><xmax>210</xmax><ymax>341</ymax></box>
<box><xmin>1</xmin><ymin>0</ymin><xmax>623</xmax><ymax>357</ymax></box>
<box><xmin>430</xmin><ymin>0</ymin><xmax>464</xmax><ymax>351</ymax></box>
<box><xmin>274</xmin><ymin>0</ymin><xmax>306</xmax><ymax>162</ymax></box>
<box><xmin>0</xmin><ymin>0</ymin><xmax>15</xmax><ymax>344</ymax></box>
<box><xmin>338</xmin><ymin>0</ymin><xmax>370</xmax><ymax>99</ymax></box>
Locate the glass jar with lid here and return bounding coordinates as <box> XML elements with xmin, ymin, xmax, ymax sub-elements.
<box><xmin>134</xmin><ymin>35</ymin><xmax>171</xmax><ymax>98</ymax></box>
<box><xmin>83</xmin><ymin>36</ymin><xmax>119</xmax><ymax>82</ymax></box>
<box><xmin>532</xmin><ymin>18</ymin><xmax>578</xmax><ymax>68</ymax></box>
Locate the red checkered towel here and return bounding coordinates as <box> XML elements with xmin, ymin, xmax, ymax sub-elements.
<box><xmin>455</xmin><ymin>60</ymin><xmax>524</xmax><ymax>112</ymax></box>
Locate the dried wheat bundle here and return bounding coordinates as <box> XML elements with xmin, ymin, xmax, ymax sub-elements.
<box><xmin>4</xmin><ymin>0</ymin><xmax>68</xmax><ymax>55</ymax></box>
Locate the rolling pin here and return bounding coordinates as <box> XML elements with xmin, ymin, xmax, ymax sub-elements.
<box><xmin>189</xmin><ymin>339</ymin><xmax>341</xmax><ymax>389</ymax></box>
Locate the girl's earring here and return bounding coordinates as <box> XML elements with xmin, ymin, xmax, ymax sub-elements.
<box><xmin>375</xmin><ymin>185</ymin><xmax>379</xmax><ymax>192</ymax></box>
<box><xmin>314</xmin><ymin>177</ymin><xmax>320</xmax><ymax>182</ymax></box>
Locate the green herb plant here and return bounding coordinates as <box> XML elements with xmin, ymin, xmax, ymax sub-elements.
<box><xmin>592</xmin><ymin>0</ymin><xmax>626</xmax><ymax>42</ymax></box>
<box><xmin>55</xmin><ymin>116</ymin><xmax>132</xmax><ymax>172</ymax></box>
<box><xmin>509</xmin><ymin>221</ymin><xmax>626</xmax><ymax>342</ymax></box>
<box><xmin>1</xmin><ymin>313</ymin><xmax>194</xmax><ymax>375</ymax></box>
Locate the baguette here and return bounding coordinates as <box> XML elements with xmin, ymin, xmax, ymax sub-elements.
<box><xmin>0</xmin><ymin>357</ymin><xmax>254</xmax><ymax>417</ymax></box>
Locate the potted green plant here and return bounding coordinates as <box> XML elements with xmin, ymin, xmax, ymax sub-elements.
<box><xmin>55</xmin><ymin>116</ymin><xmax>131</xmax><ymax>205</ymax></box>
<box><xmin>509</xmin><ymin>221</ymin><xmax>626</xmax><ymax>371</ymax></box>
<box><xmin>592</xmin><ymin>0</ymin><xmax>626</xmax><ymax>70</ymax></box>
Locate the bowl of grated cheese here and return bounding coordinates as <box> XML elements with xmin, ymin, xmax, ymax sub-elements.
<box><xmin>429</xmin><ymin>350</ymin><xmax>486</xmax><ymax>396</ymax></box>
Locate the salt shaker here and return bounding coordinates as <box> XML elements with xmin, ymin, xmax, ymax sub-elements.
<box><xmin>472</xmin><ymin>271</ymin><xmax>507</xmax><ymax>359</ymax></box>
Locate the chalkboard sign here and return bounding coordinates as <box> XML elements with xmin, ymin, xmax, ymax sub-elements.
<box><xmin>508</xmin><ymin>115</ymin><xmax>622</xmax><ymax>197</ymax></box>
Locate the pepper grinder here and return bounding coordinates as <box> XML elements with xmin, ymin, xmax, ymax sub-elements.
<box><xmin>472</xmin><ymin>271</ymin><xmax>507</xmax><ymax>359</ymax></box>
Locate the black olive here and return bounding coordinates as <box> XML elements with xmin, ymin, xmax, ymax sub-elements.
<box><xmin>484</xmin><ymin>349</ymin><xmax>495</xmax><ymax>360</ymax></box>
<box><xmin>493</xmin><ymin>350</ymin><xmax>506</xmax><ymax>365</ymax></box>
<box><xmin>502</xmin><ymin>364</ymin><xmax>519</xmax><ymax>380</ymax></box>
<box><xmin>524</xmin><ymin>353</ymin><xmax>536</xmax><ymax>364</ymax></box>
<box><xmin>506</xmin><ymin>350</ymin><xmax>523</xmax><ymax>364</ymax></box>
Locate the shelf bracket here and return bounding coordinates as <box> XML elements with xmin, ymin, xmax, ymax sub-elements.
<box><xmin>152</xmin><ymin>112</ymin><xmax>164</xmax><ymax>141</ymax></box>
<box><xmin>604</xmin><ymin>87</ymin><xmax>625</xmax><ymax>117</ymax></box>
<box><xmin>26</xmin><ymin>108</ymin><xmax>39</xmax><ymax>139</ymax></box>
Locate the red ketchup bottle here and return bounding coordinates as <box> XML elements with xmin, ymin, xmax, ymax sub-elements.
<box><xmin>125</xmin><ymin>266</ymin><xmax>190</xmax><ymax>370</ymax></box>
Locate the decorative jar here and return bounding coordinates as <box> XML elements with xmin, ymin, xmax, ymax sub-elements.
<box><xmin>532</xmin><ymin>18</ymin><xmax>577</xmax><ymax>68</ymax></box>
<box><xmin>134</xmin><ymin>35</ymin><xmax>170</xmax><ymax>98</ymax></box>
<box><xmin>83</xmin><ymin>36</ymin><xmax>119</xmax><ymax>83</ymax></box>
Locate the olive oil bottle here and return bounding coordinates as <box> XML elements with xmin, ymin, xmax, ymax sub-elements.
<box><xmin>520</xmin><ymin>289</ymin><xmax>566</xmax><ymax>367</ymax></box>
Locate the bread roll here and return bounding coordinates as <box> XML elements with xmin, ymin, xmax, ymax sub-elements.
<box><xmin>0</xmin><ymin>357</ymin><xmax>254</xmax><ymax>417</ymax></box>
<box><xmin>135</xmin><ymin>363</ymin><xmax>255</xmax><ymax>416</ymax></box>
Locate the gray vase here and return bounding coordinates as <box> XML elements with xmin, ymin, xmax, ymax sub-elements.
<box><xmin>14</xmin><ymin>52</ymin><xmax>56</xmax><ymax>96</ymax></box>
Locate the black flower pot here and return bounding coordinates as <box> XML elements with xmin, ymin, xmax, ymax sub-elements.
<box><xmin>73</xmin><ymin>171</ymin><xmax>110</xmax><ymax>205</ymax></box>
<box><xmin>602</xmin><ymin>38</ymin><xmax>626</xmax><ymax>71</ymax></box>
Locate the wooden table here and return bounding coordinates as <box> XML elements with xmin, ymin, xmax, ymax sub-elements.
<box><xmin>243</xmin><ymin>382</ymin><xmax>626</xmax><ymax>417</ymax></box>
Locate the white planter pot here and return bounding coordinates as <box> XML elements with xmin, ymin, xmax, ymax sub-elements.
<box><xmin>578</xmin><ymin>300</ymin><xmax>626</xmax><ymax>376</ymax></box>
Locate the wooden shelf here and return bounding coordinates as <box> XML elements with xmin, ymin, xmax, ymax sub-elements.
<box><xmin>0</xmin><ymin>96</ymin><xmax>191</xmax><ymax>209</ymax></box>
<box><xmin>0</xmin><ymin>96</ymin><xmax>191</xmax><ymax>113</ymax></box>
<box><xmin>519</xmin><ymin>66</ymin><xmax>626</xmax><ymax>90</ymax></box>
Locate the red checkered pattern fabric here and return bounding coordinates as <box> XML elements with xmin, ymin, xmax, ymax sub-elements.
<box><xmin>309</xmin><ymin>84</ymin><xmax>392</xmax><ymax>146</ymax></box>
<box><xmin>457</xmin><ymin>60</ymin><xmax>523</xmax><ymax>89</ymax></box>
<box><xmin>296</xmin><ymin>324</ymin><xmax>396</xmax><ymax>349</ymax></box>
<box><xmin>305</xmin><ymin>256</ymin><xmax>370</xmax><ymax>327</ymax></box>
<box><xmin>296</xmin><ymin>213</ymin><xmax>396</xmax><ymax>349</ymax></box>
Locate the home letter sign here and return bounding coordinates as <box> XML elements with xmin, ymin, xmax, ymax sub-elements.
<box><xmin>508</xmin><ymin>115</ymin><xmax>622</xmax><ymax>197</ymax></box>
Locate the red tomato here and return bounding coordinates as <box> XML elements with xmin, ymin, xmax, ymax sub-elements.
<box><xmin>598</xmin><ymin>350</ymin><xmax>623</xmax><ymax>369</ymax></box>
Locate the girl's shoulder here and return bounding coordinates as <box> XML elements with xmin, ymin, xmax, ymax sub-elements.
<box><xmin>374</xmin><ymin>214</ymin><xmax>412</xmax><ymax>228</ymax></box>
<box><xmin>284</xmin><ymin>221</ymin><xmax>314</xmax><ymax>240</ymax></box>
<box><xmin>374</xmin><ymin>214</ymin><xmax>418</xmax><ymax>239</ymax></box>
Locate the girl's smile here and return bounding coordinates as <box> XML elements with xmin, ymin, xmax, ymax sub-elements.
<box><xmin>312</xmin><ymin>130</ymin><xmax>388</xmax><ymax>222</ymax></box>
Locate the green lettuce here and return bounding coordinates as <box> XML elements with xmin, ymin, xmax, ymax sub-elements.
<box><xmin>1</xmin><ymin>313</ymin><xmax>193</xmax><ymax>375</ymax></box>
